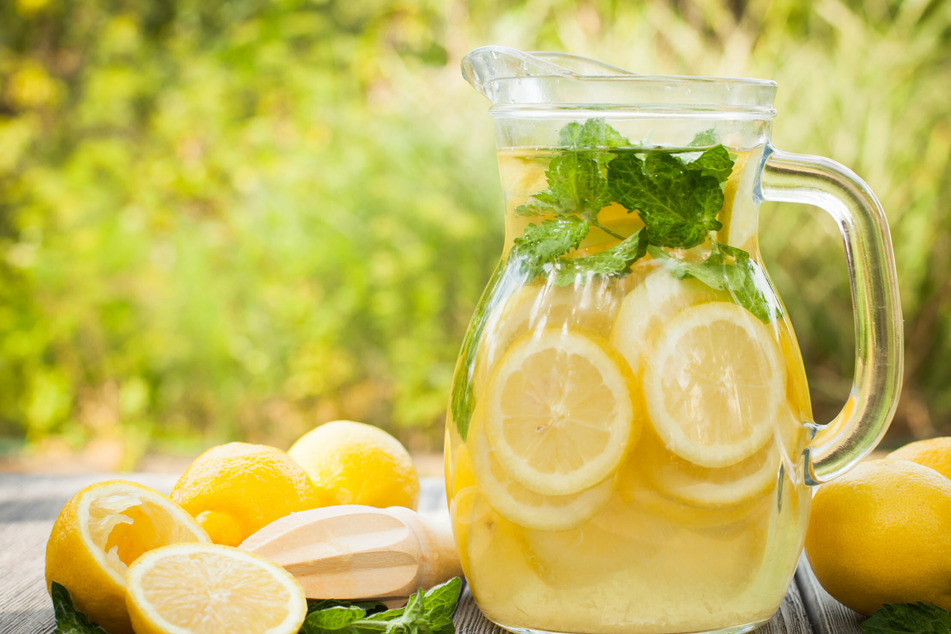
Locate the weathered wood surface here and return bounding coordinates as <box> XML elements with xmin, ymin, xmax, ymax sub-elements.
<box><xmin>0</xmin><ymin>473</ymin><xmax>863</xmax><ymax>633</ymax></box>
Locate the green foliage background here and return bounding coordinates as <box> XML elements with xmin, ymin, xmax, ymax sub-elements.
<box><xmin>1</xmin><ymin>0</ymin><xmax>949</xmax><ymax>465</ymax></box>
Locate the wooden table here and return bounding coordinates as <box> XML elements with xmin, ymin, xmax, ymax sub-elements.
<box><xmin>0</xmin><ymin>473</ymin><xmax>864</xmax><ymax>633</ymax></box>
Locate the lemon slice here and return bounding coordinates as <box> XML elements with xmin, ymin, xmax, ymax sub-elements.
<box><xmin>474</xmin><ymin>278</ymin><xmax>630</xmax><ymax>396</ymax></box>
<box><xmin>469</xmin><ymin>407</ymin><xmax>614</xmax><ymax>530</ymax></box>
<box><xmin>126</xmin><ymin>542</ymin><xmax>307</xmax><ymax>634</ymax></box>
<box><xmin>640</xmin><ymin>429</ymin><xmax>779</xmax><ymax>508</ymax></box>
<box><xmin>45</xmin><ymin>480</ymin><xmax>211</xmax><ymax>634</ymax></box>
<box><xmin>485</xmin><ymin>328</ymin><xmax>638</xmax><ymax>495</ymax></box>
<box><xmin>610</xmin><ymin>268</ymin><xmax>724</xmax><ymax>375</ymax></box>
<box><xmin>642</xmin><ymin>301</ymin><xmax>785</xmax><ymax>468</ymax></box>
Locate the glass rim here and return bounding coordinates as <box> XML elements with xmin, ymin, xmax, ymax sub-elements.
<box><xmin>463</xmin><ymin>47</ymin><xmax>778</xmax><ymax>118</ymax></box>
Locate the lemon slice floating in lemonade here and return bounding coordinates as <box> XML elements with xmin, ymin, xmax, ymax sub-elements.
<box><xmin>642</xmin><ymin>301</ymin><xmax>785</xmax><ymax>468</ymax></box>
<box><xmin>469</xmin><ymin>405</ymin><xmax>615</xmax><ymax>530</ymax></box>
<box><xmin>610</xmin><ymin>267</ymin><xmax>724</xmax><ymax>376</ymax></box>
<box><xmin>485</xmin><ymin>327</ymin><xmax>639</xmax><ymax>496</ymax></box>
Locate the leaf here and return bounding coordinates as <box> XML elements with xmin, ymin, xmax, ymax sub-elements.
<box><xmin>50</xmin><ymin>582</ymin><xmax>109</xmax><ymax>634</ymax></box>
<box><xmin>511</xmin><ymin>216</ymin><xmax>590</xmax><ymax>270</ymax></box>
<box><xmin>303</xmin><ymin>606</ymin><xmax>368</xmax><ymax>634</ymax></box>
<box><xmin>861</xmin><ymin>602</ymin><xmax>951</xmax><ymax>633</ymax></box>
<box><xmin>648</xmin><ymin>244</ymin><xmax>781</xmax><ymax>322</ymax></box>
<box><xmin>549</xmin><ymin>229</ymin><xmax>648</xmax><ymax>286</ymax></box>
<box><xmin>689</xmin><ymin>129</ymin><xmax>718</xmax><ymax>147</ymax></box>
<box><xmin>685</xmin><ymin>145</ymin><xmax>735</xmax><ymax>181</ymax></box>
<box><xmin>559</xmin><ymin>118</ymin><xmax>629</xmax><ymax>149</ymax></box>
<box><xmin>607</xmin><ymin>151</ymin><xmax>725</xmax><ymax>249</ymax></box>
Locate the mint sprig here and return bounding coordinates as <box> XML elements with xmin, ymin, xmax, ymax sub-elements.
<box><xmin>648</xmin><ymin>243</ymin><xmax>781</xmax><ymax>322</ymax></box>
<box><xmin>607</xmin><ymin>149</ymin><xmax>725</xmax><ymax>249</ymax></box>
<box><xmin>50</xmin><ymin>582</ymin><xmax>109</xmax><ymax>634</ymax></box>
<box><xmin>503</xmin><ymin>119</ymin><xmax>775</xmax><ymax>322</ymax></box>
<box><xmin>861</xmin><ymin>602</ymin><xmax>951</xmax><ymax>633</ymax></box>
<box><xmin>301</xmin><ymin>577</ymin><xmax>462</xmax><ymax>634</ymax></box>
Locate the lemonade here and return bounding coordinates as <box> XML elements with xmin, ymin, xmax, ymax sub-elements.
<box><xmin>446</xmin><ymin>139</ymin><xmax>814</xmax><ymax>634</ymax></box>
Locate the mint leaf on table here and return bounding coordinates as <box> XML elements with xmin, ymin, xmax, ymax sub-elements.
<box><xmin>648</xmin><ymin>244</ymin><xmax>780</xmax><ymax>323</ymax></box>
<box><xmin>300</xmin><ymin>577</ymin><xmax>462</xmax><ymax>634</ymax></box>
<box><xmin>607</xmin><ymin>150</ymin><xmax>725</xmax><ymax>249</ymax></box>
<box><xmin>50</xmin><ymin>582</ymin><xmax>108</xmax><ymax>634</ymax></box>
<box><xmin>861</xmin><ymin>602</ymin><xmax>951</xmax><ymax>633</ymax></box>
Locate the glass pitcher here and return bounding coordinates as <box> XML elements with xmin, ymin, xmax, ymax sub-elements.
<box><xmin>444</xmin><ymin>47</ymin><xmax>903</xmax><ymax>634</ymax></box>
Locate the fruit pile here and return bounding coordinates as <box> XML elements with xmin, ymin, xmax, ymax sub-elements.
<box><xmin>805</xmin><ymin>437</ymin><xmax>951</xmax><ymax>617</ymax></box>
<box><xmin>44</xmin><ymin>421</ymin><xmax>421</xmax><ymax>634</ymax></box>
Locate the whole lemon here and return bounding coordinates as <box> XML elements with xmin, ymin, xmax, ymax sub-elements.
<box><xmin>887</xmin><ymin>436</ymin><xmax>951</xmax><ymax>480</ymax></box>
<box><xmin>804</xmin><ymin>459</ymin><xmax>951</xmax><ymax>615</ymax></box>
<box><xmin>45</xmin><ymin>480</ymin><xmax>210</xmax><ymax>634</ymax></box>
<box><xmin>288</xmin><ymin>420</ymin><xmax>420</xmax><ymax>510</ymax></box>
<box><xmin>170</xmin><ymin>442</ymin><xmax>324</xmax><ymax>546</ymax></box>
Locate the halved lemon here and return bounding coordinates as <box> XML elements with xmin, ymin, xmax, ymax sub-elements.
<box><xmin>469</xmin><ymin>406</ymin><xmax>614</xmax><ymax>530</ymax></box>
<box><xmin>610</xmin><ymin>267</ymin><xmax>724</xmax><ymax>375</ymax></box>
<box><xmin>485</xmin><ymin>328</ymin><xmax>638</xmax><ymax>495</ymax></box>
<box><xmin>45</xmin><ymin>480</ymin><xmax>211</xmax><ymax>634</ymax></box>
<box><xmin>126</xmin><ymin>542</ymin><xmax>307</xmax><ymax>634</ymax></box>
<box><xmin>642</xmin><ymin>301</ymin><xmax>785</xmax><ymax>468</ymax></box>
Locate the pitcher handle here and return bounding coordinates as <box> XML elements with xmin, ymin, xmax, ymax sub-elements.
<box><xmin>760</xmin><ymin>147</ymin><xmax>903</xmax><ymax>485</ymax></box>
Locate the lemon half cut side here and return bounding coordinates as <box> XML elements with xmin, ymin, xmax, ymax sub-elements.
<box><xmin>642</xmin><ymin>301</ymin><xmax>786</xmax><ymax>468</ymax></box>
<box><xmin>126</xmin><ymin>542</ymin><xmax>307</xmax><ymax>634</ymax></box>
<box><xmin>485</xmin><ymin>328</ymin><xmax>638</xmax><ymax>496</ymax></box>
<box><xmin>45</xmin><ymin>480</ymin><xmax>211</xmax><ymax>634</ymax></box>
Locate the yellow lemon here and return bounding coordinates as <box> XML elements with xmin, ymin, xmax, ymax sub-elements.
<box><xmin>887</xmin><ymin>436</ymin><xmax>951</xmax><ymax>480</ymax></box>
<box><xmin>469</xmin><ymin>405</ymin><xmax>614</xmax><ymax>530</ymax></box>
<box><xmin>288</xmin><ymin>420</ymin><xmax>420</xmax><ymax>510</ymax></box>
<box><xmin>45</xmin><ymin>480</ymin><xmax>210</xmax><ymax>634</ymax></box>
<box><xmin>126</xmin><ymin>542</ymin><xmax>307</xmax><ymax>634</ymax></box>
<box><xmin>484</xmin><ymin>327</ymin><xmax>639</xmax><ymax>496</ymax></box>
<box><xmin>805</xmin><ymin>459</ymin><xmax>951</xmax><ymax>615</ymax></box>
<box><xmin>610</xmin><ymin>267</ymin><xmax>725</xmax><ymax>376</ymax></box>
<box><xmin>171</xmin><ymin>443</ymin><xmax>322</xmax><ymax>546</ymax></box>
<box><xmin>641</xmin><ymin>301</ymin><xmax>785</xmax><ymax>468</ymax></box>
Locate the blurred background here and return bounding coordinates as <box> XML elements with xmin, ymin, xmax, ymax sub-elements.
<box><xmin>0</xmin><ymin>0</ymin><xmax>948</xmax><ymax>472</ymax></box>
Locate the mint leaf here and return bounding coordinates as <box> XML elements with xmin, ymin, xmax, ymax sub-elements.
<box><xmin>515</xmin><ymin>153</ymin><xmax>610</xmax><ymax>219</ymax></box>
<box><xmin>304</xmin><ymin>606</ymin><xmax>368</xmax><ymax>634</ymax></box>
<box><xmin>301</xmin><ymin>578</ymin><xmax>462</xmax><ymax>634</ymax></box>
<box><xmin>50</xmin><ymin>582</ymin><xmax>108</xmax><ymax>634</ymax></box>
<box><xmin>559</xmin><ymin>118</ymin><xmax>629</xmax><ymax>149</ymax></box>
<box><xmin>648</xmin><ymin>244</ymin><xmax>781</xmax><ymax>322</ymax></box>
<box><xmin>861</xmin><ymin>602</ymin><xmax>951</xmax><ymax>633</ymax></box>
<box><xmin>685</xmin><ymin>145</ymin><xmax>735</xmax><ymax>181</ymax></box>
<box><xmin>608</xmin><ymin>151</ymin><xmax>725</xmax><ymax>249</ymax></box>
<box><xmin>689</xmin><ymin>129</ymin><xmax>718</xmax><ymax>147</ymax></box>
<box><xmin>549</xmin><ymin>229</ymin><xmax>648</xmax><ymax>286</ymax></box>
<box><xmin>511</xmin><ymin>216</ymin><xmax>590</xmax><ymax>270</ymax></box>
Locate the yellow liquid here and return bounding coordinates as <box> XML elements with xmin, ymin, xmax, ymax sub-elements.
<box><xmin>446</xmin><ymin>146</ymin><xmax>814</xmax><ymax>634</ymax></box>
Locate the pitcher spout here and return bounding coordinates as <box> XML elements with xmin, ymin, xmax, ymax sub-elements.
<box><xmin>461</xmin><ymin>46</ymin><xmax>637</xmax><ymax>105</ymax></box>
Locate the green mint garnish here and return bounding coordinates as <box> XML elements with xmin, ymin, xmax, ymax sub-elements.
<box><xmin>861</xmin><ymin>602</ymin><xmax>951</xmax><ymax>633</ymax></box>
<box><xmin>502</xmin><ymin>119</ymin><xmax>776</xmax><ymax>322</ymax></box>
<box><xmin>514</xmin><ymin>153</ymin><xmax>611</xmax><ymax>219</ymax></box>
<box><xmin>607</xmin><ymin>149</ymin><xmax>724</xmax><ymax>249</ymax></box>
<box><xmin>511</xmin><ymin>216</ymin><xmax>591</xmax><ymax>269</ymax></box>
<box><xmin>301</xmin><ymin>577</ymin><xmax>462</xmax><ymax>634</ymax></box>
<box><xmin>648</xmin><ymin>244</ymin><xmax>781</xmax><ymax>323</ymax></box>
<box><xmin>50</xmin><ymin>582</ymin><xmax>109</xmax><ymax>634</ymax></box>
